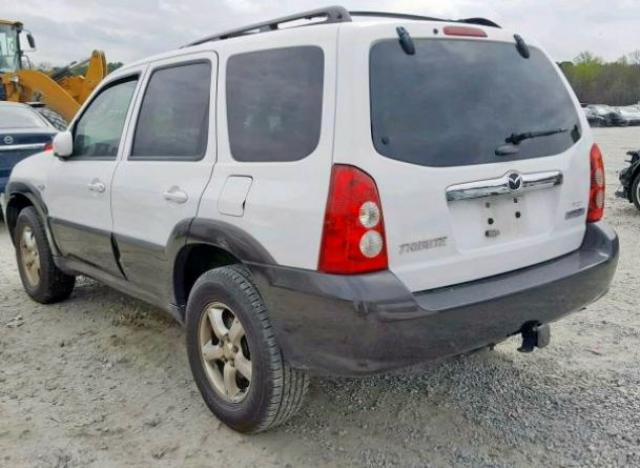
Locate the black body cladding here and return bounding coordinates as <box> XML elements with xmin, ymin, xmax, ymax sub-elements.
<box><xmin>5</xmin><ymin>179</ymin><xmax>619</xmax><ymax>375</ymax></box>
<box><xmin>251</xmin><ymin>223</ymin><xmax>618</xmax><ymax>375</ymax></box>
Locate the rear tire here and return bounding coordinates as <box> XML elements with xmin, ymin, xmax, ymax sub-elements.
<box><xmin>14</xmin><ymin>207</ymin><xmax>75</xmax><ymax>303</ymax></box>
<box><xmin>631</xmin><ymin>174</ymin><xmax>640</xmax><ymax>212</ymax></box>
<box><xmin>186</xmin><ymin>264</ymin><xmax>309</xmax><ymax>433</ymax></box>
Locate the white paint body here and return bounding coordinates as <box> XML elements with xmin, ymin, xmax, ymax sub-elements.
<box><xmin>9</xmin><ymin>18</ymin><xmax>593</xmax><ymax>293</ymax></box>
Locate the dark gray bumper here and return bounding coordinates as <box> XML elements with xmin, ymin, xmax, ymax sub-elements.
<box><xmin>250</xmin><ymin>223</ymin><xmax>619</xmax><ymax>376</ymax></box>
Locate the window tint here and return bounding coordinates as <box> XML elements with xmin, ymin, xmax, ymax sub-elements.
<box><xmin>131</xmin><ymin>62</ymin><xmax>211</xmax><ymax>160</ymax></box>
<box><xmin>226</xmin><ymin>46</ymin><xmax>324</xmax><ymax>162</ymax></box>
<box><xmin>370</xmin><ymin>40</ymin><xmax>581</xmax><ymax>167</ymax></box>
<box><xmin>73</xmin><ymin>78</ymin><xmax>138</xmax><ymax>158</ymax></box>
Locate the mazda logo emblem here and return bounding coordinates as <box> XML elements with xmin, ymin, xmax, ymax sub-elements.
<box><xmin>3</xmin><ymin>135</ymin><xmax>13</xmax><ymax>145</ymax></box>
<box><xmin>508</xmin><ymin>173</ymin><xmax>523</xmax><ymax>191</ymax></box>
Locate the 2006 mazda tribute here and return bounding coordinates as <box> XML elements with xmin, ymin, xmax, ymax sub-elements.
<box><xmin>4</xmin><ymin>7</ymin><xmax>618</xmax><ymax>433</ymax></box>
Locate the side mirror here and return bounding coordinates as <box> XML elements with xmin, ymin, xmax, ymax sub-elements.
<box><xmin>53</xmin><ymin>131</ymin><xmax>73</xmax><ymax>158</ymax></box>
<box><xmin>26</xmin><ymin>32</ymin><xmax>36</xmax><ymax>50</ymax></box>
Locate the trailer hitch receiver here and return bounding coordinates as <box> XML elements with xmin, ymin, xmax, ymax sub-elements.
<box><xmin>518</xmin><ymin>322</ymin><xmax>550</xmax><ymax>353</ymax></box>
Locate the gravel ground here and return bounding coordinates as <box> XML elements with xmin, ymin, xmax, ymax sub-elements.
<box><xmin>1</xmin><ymin>127</ymin><xmax>640</xmax><ymax>467</ymax></box>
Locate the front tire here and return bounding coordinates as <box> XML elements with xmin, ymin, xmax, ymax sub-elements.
<box><xmin>631</xmin><ymin>174</ymin><xmax>640</xmax><ymax>212</ymax></box>
<box><xmin>186</xmin><ymin>265</ymin><xmax>309</xmax><ymax>433</ymax></box>
<box><xmin>14</xmin><ymin>207</ymin><xmax>75</xmax><ymax>303</ymax></box>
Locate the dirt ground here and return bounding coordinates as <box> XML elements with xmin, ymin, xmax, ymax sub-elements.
<box><xmin>1</xmin><ymin>127</ymin><xmax>640</xmax><ymax>467</ymax></box>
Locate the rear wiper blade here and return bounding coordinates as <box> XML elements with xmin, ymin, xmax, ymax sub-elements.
<box><xmin>505</xmin><ymin>127</ymin><xmax>569</xmax><ymax>145</ymax></box>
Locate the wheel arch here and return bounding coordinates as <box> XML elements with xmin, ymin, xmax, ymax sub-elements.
<box><xmin>173</xmin><ymin>242</ymin><xmax>241</xmax><ymax>309</ymax></box>
<box><xmin>6</xmin><ymin>192</ymin><xmax>32</xmax><ymax>242</ymax></box>
<box><xmin>170</xmin><ymin>219</ymin><xmax>276</xmax><ymax>313</ymax></box>
<box><xmin>5</xmin><ymin>183</ymin><xmax>55</xmax><ymax>253</ymax></box>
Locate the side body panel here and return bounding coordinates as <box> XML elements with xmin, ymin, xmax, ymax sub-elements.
<box><xmin>110</xmin><ymin>51</ymin><xmax>219</xmax><ymax>301</ymax></box>
<box><xmin>196</xmin><ymin>26</ymin><xmax>338</xmax><ymax>271</ymax></box>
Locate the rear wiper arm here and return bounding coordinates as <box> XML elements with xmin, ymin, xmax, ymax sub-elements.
<box><xmin>506</xmin><ymin>127</ymin><xmax>569</xmax><ymax>145</ymax></box>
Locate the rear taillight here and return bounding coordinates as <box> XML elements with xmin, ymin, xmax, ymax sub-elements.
<box><xmin>319</xmin><ymin>165</ymin><xmax>388</xmax><ymax>274</ymax></box>
<box><xmin>587</xmin><ymin>144</ymin><xmax>605</xmax><ymax>223</ymax></box>
<box><xmin>43</xmin><ymin>142</ymin><xmax>53</xmax><ymax>152</ymax></box>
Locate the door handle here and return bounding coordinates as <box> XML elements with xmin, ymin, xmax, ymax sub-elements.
<box><xmin>163</xmin><ymin>186</ymin><xmax>188</xmax><ymax>204</ymax></box>
<box><xmin>88</xmin><ymin>179</ymin><xmax>106</xmax><ymax>193</ymax></box>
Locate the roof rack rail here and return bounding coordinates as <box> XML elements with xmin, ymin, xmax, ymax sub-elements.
<box><xmin>183</xmin><ymin>6</ymin><xmax>352</xmax><ymax>47</ymax></box>
<box><xmin>182</xmin><ymin>6</ymin><xmax>501</xmax><ymax>48</ymax></box>
<box><xmin>349</xmin><ymin>11</ymin><xmax>500</xmax><ymax>28</ymax></box>
<box><xmin>350</xmin><ymin>11</ymin><xmax>453</xmax><ymax>23</ymax></box>
<box><xmin>458</xmin><ymin>17</ymin><xmax>501</xmax><ymax>28</ymax></box>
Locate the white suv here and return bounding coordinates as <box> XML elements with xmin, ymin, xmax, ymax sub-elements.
<box><xmin>4</xmin><ymin>7</ymin><xmax>619</xmax><ymax>433</ymax></box>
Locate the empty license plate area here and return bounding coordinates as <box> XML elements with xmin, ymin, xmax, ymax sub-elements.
<box><xmin>447</xmin><ymin>188</ymin><xmax>557</xmax><ymax>251</ymax></box>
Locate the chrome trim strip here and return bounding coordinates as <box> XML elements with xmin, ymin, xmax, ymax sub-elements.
<box><xmin>446</xmin><ymin>170</ymin><xmax>563</xmax><ymax>202</ymax></box>
<box><xmin>0</xmin><ymin>143</ymin><xmax>46</xmax><ymax>152</ymax></box>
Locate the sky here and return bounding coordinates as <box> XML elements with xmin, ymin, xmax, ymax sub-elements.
<box><xmin>4</xmin><ymin>0</ymin><xmax>640</xmax><ymax>66</ymax></box>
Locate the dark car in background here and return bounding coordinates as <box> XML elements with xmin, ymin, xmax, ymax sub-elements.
<box><xmin>0</xmin><ymin>102</ymin><xmax>56</xmax><ymax>197</ymax></box>
<box><xmin>617</xmin><ymin>149</ymin><xmax>640</xmax><ymax>210</ymax></box>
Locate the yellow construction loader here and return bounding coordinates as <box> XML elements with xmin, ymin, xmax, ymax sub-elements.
<box><xmin>0</xmin><ymin>19</ymin><xmax>107</xmax><ymax>128</ymax></box>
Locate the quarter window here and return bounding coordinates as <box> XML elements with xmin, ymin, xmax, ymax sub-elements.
<box><xmin>73</xmin><ymin>78</ymin><xmax>138</xmax><ymax>159</ymax></box>
<box><xmin>226</xmin><ymin>46</ymin><xmax>324</xmax><ymax>162</ymax></box>
<box><xmin>131</xmin><ymin>61</ymin><xmax>211</xmax><ymax>160</ymax></box>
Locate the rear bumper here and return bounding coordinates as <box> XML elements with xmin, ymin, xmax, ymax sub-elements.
<box><xmin>251</xmin><ymin>223</ymin><xmax>618</xmax><ymax>376</ymax></box>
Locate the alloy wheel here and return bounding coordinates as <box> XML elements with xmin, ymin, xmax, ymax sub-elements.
<box><xmin>198</xmin><ymin>302</ymin><xmax>252</xmax><ymax>402</ymax></box>
<box><xmin>19</xmin><ymin>226</ymin><xmax>41</xmax><ymax>287</ymax></box>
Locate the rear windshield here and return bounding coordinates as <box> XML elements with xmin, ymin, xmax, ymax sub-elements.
<box><xmin>370</xmin><ymin>39</ymin><xmax>581</xmax><ymax>167</ymax></box>
<box><xmin>0</xmin><ymin>106</ymin><xmax>47</xmax><ymax>129</ymax></box>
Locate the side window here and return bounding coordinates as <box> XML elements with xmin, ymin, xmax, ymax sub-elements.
<box><xmin>226</xmin><ymin>46</ymin><xmax>324</xmax><ymax>162</ymax></box>
<box><xmin>73</xmin><ymin>78</ymin><xmax>138</xmax><ymax>159</ymax></box>
<box><xmin>131</xmin><ymin>61</ymin><xmax>211</xmax><ymax>160</ymax></box>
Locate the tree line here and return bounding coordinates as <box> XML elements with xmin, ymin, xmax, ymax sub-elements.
<box><xmin>559</xmin><ymin>51</ymin><xmax>640</xmax><ymax>106</ymax></box>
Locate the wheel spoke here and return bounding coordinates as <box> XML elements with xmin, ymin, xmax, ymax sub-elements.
<box><xmin>235</xmin><ymin>353</ymin><xmax>252</xmax><ymax>381</ymax></box>
<box><xmin>223</xmin><ymin>362</ymin><xmax>240</xmax><ymax>399</ymax></box>
<box><xmin>207</xmin><ymin>306</ymin><xmax>228</xmax><ymax>340</ymax></box>
<box><xmin>199</xmin><ymin>302</ymin><xmax>252</xmax><ymax>403</ymax></box>
<box><xmin>228</xmin><ymin>319</ymin><xmax>244</xmax><ymax>347</ymax></box>
<box><xmin>202</xmin><ymin>340</ymin><xmax>224</xmax><ymax>362</ymax></box>
<box><xmin>25</xmin><ymin>231</ymin><xmax>36</xmax><ymax>250</ymax></box>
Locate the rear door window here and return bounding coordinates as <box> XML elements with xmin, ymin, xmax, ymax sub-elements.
<box><xmin>226</xmin><ymin>46</ymin><xmax>324</xmax><ymax>162</ymax></box>
<box><xmin>370</xmin><ymin>39</ymin><xmax>581</xmax><ymax>167</ymax></box>
<box><xmin>131</xmin><ymin>61</ymin><xmax>211</xmax><ymax>160</ymax></box>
